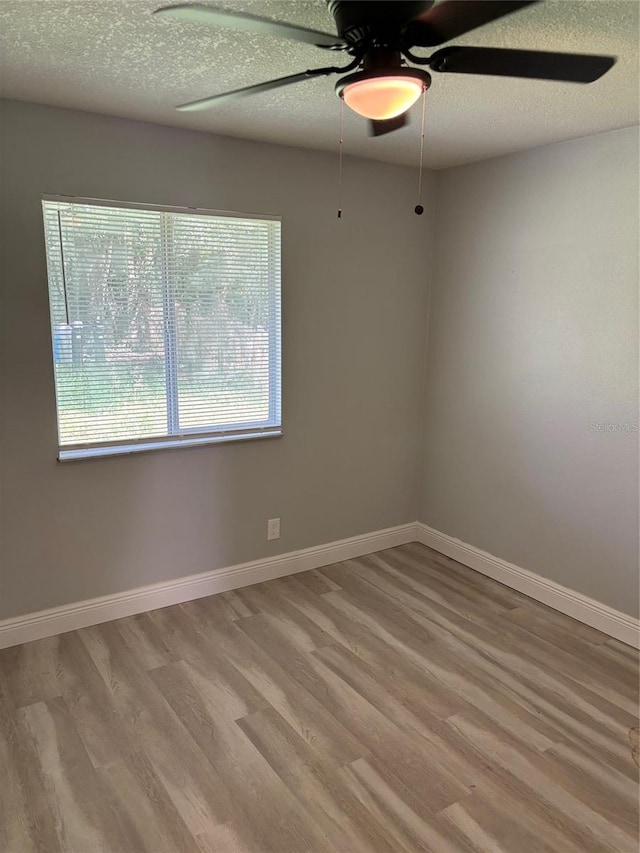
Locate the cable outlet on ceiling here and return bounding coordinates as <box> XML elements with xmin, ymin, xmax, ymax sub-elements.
<box><xmin>267</xmin><ymin>518</ymin><xmax>280</xmax><ymax>541</ymax></box>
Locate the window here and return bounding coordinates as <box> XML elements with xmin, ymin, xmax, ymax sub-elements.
<box><xmin>42</xmin><ymin>197</ymin><xmax>281</xmax><ymax>460</ymax></box>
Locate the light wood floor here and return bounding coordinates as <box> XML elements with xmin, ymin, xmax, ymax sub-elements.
<box><xmin>1</xmin><ymin>543</ymin><xmax>638</xmax><ymax>853</ymax></box>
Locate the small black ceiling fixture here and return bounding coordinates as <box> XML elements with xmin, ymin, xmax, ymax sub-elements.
<box><xmin>153</xmin><ymin>1</ymin><xmax>616</xmax><ymax>137</ymax></box>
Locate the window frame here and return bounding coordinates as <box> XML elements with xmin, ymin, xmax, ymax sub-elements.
<box><xmin>42</xmin><ymin>195</ymin><xmax>283</xmax><ymax>461</ymax></box>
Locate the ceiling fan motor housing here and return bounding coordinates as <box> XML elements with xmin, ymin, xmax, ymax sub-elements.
<box><xmin>326</xmin><ymin>0</ymin><xmax>434</xmax><ymax>45</ymax></box>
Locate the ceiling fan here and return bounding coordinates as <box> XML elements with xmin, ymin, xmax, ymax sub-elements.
<box><xmin>153</xmin><ymin>1</ymin><xmax>616</xmax><ymax>137</ymax></box>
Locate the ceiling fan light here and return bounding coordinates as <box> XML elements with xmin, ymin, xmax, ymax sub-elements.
<box><xmin>344</xmin><ymin>77</ymin><xmax>423</xmax><ymax>120</ymax></box>
<box><xmin>336</xmin><ymin>68</ymin><xmax>432</xmax><ymax>121</ymax></box>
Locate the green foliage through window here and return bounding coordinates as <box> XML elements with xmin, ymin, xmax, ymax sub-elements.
<box><xmin>42</xmin><ymin>198</ymin><xmax>281</xmax><ymax>453</ymax></box>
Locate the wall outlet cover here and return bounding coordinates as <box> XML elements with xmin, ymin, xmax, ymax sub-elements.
<box><xmin>267</xmin><ymin>518</ymin><xmax>280</xmax><ymax>540</ymax></box>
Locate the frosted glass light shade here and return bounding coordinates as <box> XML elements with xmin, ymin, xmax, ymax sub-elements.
<box><xmin>335</xmin><ymin>68</ymin><xmax>431</xmax><ymax>122</ymax></box>
<box><xmin>342</xmin><ymin>76</ymin><xmax>424</xmax><ymax>120</ymax></box>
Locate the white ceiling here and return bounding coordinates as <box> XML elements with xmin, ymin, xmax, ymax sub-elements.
<box><xmin>1</xmin><ymin>0</ymin><xmax>638</xmax><ymax>168</ymax></box>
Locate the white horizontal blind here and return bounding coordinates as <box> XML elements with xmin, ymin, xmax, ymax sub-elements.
<box><xmin>42</xmin><ymin>197</ymin><xmax>281</xmax><ymax>456</ymax></box>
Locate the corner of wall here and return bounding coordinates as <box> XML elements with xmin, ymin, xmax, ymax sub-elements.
<box><xmin>414</xmin><ymin>170</ymin><xmax>440</xmax><ymax>522</ymax></box>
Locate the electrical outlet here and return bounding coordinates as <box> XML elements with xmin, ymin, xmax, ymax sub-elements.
<box><xmin>267</xmin><ymin>518</ymin><xmax>280</xmax><ymax>541</ymax></box>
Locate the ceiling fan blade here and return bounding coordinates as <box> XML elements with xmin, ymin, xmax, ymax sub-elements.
<box><xmin>369</xmin><ymin>114</ymin><xmax>409</xmax><ymax>137</ymax></box>
<box><xmin>407</xmin><ymin>1</ymin><xmax>537</xmax><ymax>48</ymax></box>
<box><xmin>176</xmin><ymin>69</ymin><xmax>333</xmax><ymax>112</ymax></box>
<box><xmin>429</xmin><ymin>46</ymin><xmax>616</xmax><ymax>82</ymax></box>
<box><xmin>154</xmin><ymin>4</ymin><xmax>346</xmax><ymax>49</ymax></box>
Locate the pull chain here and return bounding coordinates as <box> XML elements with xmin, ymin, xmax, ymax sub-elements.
<box><xmin>415</xmin><ymin>87</ymin><xmax>427</xmax><ymax>215</ymax></box>
<box><xmin>337</xmin><ymin>97</ymin><xmax>344</xmax><ymax>219</ymax></box>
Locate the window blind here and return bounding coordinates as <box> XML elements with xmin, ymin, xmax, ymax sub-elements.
<box><xmin>42</xmin><ymin>197</ymin><xmax>281</xmax><ymax>459</ymax></box>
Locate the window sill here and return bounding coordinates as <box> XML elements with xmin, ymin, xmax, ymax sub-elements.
<box><xmin>58</xmin><ymin>428</ymin><xmax>283</xmax><ymax>461</ymax></box>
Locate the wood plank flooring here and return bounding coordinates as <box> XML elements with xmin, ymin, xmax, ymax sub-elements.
<box><xmin>0</xmin><ymin>542</ymin><xmax>638</xmax><ymax>852</ymax></box>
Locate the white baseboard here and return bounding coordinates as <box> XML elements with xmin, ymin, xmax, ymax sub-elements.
<box><xmin>2</xmin><ymin>520</ymin><xmax>637</xmax><ymax>650</ymax></box>
<box><xmin>416</xmin><ymin>522</ymin><xmax>640</xmax><ymax>649</ymax></box>
<box><xmin>0</xmin><ymin>523</ymin><xmax>417</xmax><ymax>650</ymax></box>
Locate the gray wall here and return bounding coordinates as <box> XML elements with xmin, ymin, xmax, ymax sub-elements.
<box><xmin>0</xmin><ymin>99</ymin><xmax>433</xmax><ymax>619</ymax></box>
<box><xmin>420</xmin><ymin>126</ymin><xmax>639</xmax><ymax>617</ymax></box>
<box><xmin>2</xmin><ymin>100</ymin><xmax>637</xmax><ymax>623</ymax></box>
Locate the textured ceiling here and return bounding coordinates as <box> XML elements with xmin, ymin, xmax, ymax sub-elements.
<box><xmin>1</xmin><ymin>0</ymin><xmax>638</xmax><ymax>168</ymax></box>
